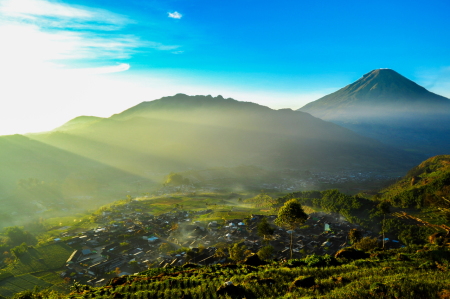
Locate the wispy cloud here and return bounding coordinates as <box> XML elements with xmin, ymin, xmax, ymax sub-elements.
<box><xmin>69</xmin><ymin>63</ymin><xmax>131</xmax><ymax>75</ymax></box>
<box><xmin>0</xmin><ymin>0</ymin><xmax>179</xmax><ymax>68</ymax></box>
<box><xmin>168</xmin><ymin>11</ymin><xmax>182</xmax><ymax>19</ymax></box>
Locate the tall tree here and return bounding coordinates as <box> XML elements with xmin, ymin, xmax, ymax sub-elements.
<box><xmin>349</xmin><ymin>229</ymin><xmax>362</xmax><ymax>245</ymax></box>
<box><xmin>229</xmin><ymin>243</ymin><xmax>246</xmax><ymax>262</ymax></box>
<box><xmin>378</xmin><ymin>201</ymin><xmax>391</xmax><ymax>249</ymax></box>
<box><xmin>257</xmin><ymin>217</ymin><xmax>275</xmax><ymax>242</ymax></box>
<box><xmin>275</xmin><ymin>199</ymin><xmax>308</xmax><ymax>259</ymax></box>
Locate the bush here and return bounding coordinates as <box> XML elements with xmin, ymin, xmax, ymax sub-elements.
<box><xmin>257</xmin><ymin>245</ymin><xmax>274</xmax><ymax>260</ymax></box>
<box><xmin>354</xmin><ymin>237</ymin><xmax>380</xmax><ymax>252</ymax></box>
<box><xmin>304</xmin><ymin>254</ymin><xmax>339</xmax><ymax>267</ymax></box>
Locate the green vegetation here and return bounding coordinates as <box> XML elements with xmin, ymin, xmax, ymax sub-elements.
<box><xmin>22</xmin><ymin>244</ymin><xmax>450</xmax><ymax>299</ymax></box>
<box><xmin>0</xmin><ymin>274</ymin><xmax>52</xmax><ymax>298</ymax></box>
<box><xmin>275</xmin><ymin>199</ymin><xmax>308</xmax><ymax>259</ymax></box>
<box><xmin>381</xmin><ymin>155</ymin><xmax>450</xmax><ymax>212</ymax></box>
<box><xmin>4</xmin><ymin>243</ymin><xmax>72</xmax><ymax>276</ymax></box>
<box><xmin>257</xmin><ymin>217</ymin><xmax>274</xmax><ymax>241</ymax></box>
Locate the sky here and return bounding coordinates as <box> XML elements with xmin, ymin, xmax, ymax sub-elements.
<box><xmin>1</xmin><ymin>0</ymin><xmax>450</xmax><ymax>136</ymax></box>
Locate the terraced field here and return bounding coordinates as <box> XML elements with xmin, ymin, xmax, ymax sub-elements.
<box><xmin>66</xmin><ymin>246</ymin><xmax>450</xmax><ymax>299</ymax></box>
<box><xmin>0</xmin><ymin>274</ymin><xmax>52</xmax><ymax>298</ymax></box>
<box><xmin>4</xmin><ymin>243</ymin><xmax>73</xmax><ymax>276</ymax></box>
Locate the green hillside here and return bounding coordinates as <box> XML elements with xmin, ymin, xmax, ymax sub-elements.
<box><xmin>0</xmin><ymin>134</ymin><xmax>150</xmax><ymax>227</ymax></box>
<box><xmin>41</xmin><ymin>246</ymin><xmax>450</xmax><ymax>299</ymax></box>
<box><xmin>380</xmin><ymin>155</ymin><xmax>450</xmax><ymax>215</ymax></box>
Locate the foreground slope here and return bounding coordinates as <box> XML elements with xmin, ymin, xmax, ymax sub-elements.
<box><xmin>31</xmin><ymin>94</ymin><xmax>418</xmax><ymax>177</ymax></box>
<box><xmin>299</xmin><ymin>69</ymin><xmax>450</xmax><ymax>155</ymax></box>
<box><xmin>62</xmin><ymin>247</ymin><xmax>450</xmax><ymax>299</ymax></box>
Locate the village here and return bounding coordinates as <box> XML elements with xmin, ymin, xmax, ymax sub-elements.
<box><xmin>154</xmin><ymin>170</ymin><xmax>400</xmax><ymax>196</ymax></box>
<box><xmin>60</xmin><ymin>200</ymin><xmax>404</xmax><ymax>288</ymax></box>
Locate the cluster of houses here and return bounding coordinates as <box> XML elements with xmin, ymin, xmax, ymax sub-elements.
<box><xmin>60</xmin><ymin>202</ymin><xmax>403</xmax><ymax>287</ymax></box>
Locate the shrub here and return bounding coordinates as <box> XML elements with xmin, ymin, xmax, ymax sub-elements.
<box><xmin>354</xmin><ymin>237</ymin><xmax>380</xmax><ymax>252</ymax></box>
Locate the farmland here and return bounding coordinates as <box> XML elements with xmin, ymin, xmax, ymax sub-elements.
<box><xmin>63</xmin><ymin>245</ymin><xmax>450</xmax><ymax>299</ymax></box>
<box><xmin>4</xmin><ymin>243</ymin><xmax>72</xmax><ymax>276</ymax></box>
<box><xmin>0</xmin><ymin>274</ymin><xmax>52</xmax><ymax>298</ymax></box>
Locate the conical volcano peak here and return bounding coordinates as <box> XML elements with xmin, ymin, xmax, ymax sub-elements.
<box><xmin>342</xmin><ymin>68</ymin><xmax>430</xmax><ymax>101</ymax></box>
<box><xmin>300</xmin><ymin>69</ymin><xmax>450</xmax><ymax>117</ymax></box>
<box><xmin>298</xmin><ymin>69</ymin><xmax>450</xmax><ymax>154</ymax></box>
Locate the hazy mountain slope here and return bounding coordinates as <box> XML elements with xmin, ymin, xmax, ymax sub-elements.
<box><xmin>0</xmin><ymin>134</ymin><xmax>148</xmax><ymax>222</ymax></box>
<box><xmin>52</xmin><ymin>116</ymin><xmax>104</xmax><ymax>132</ymax></box>
<box><xmin>31</xmin><ymin>94</ymin><xmax>418</xmax><ymax>177</ymax></box>
<box><xmin>299</xmin><ymin>69</ymin><xmax>450</xmax><ymax>154</ymax></box>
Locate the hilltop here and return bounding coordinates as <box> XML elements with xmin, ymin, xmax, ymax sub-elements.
<box><xmin>299</xmin><ymin>69</ymin><xmax>450</xmax><ymax>155</ymax></box>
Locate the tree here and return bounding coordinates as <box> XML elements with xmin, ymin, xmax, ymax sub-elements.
<box><xmin>229</xmin><ymin>243</ymin><xmax>246</xmax><ymax>262</ymax></box>
<box><xmin>3</xmin><ymin>226</ymin><xmax>36</xmax><ymax>247</ymax></box>
<box><xmin>349</xmin><ymin>229</ymin><xmax>362</xmax><ymax>244</ymax></box>
<box><xmin>257</xmin><ymin>217</ymin><xmax>274</xmax><ymax>242</ymax></box>
<box><xmin>354</xmin><ymin>237</ymin><xmax>380</xmax><ymax>252</ymax></box>
<box><xmin>275</xmin><ymin>199</ymin><xmax>308</xmax><ymax>259</ymax></box>
<box><xmin>257</xmin><ymin>245</ymin><xmax>274</xmax><ymax>260</ymax></box>
<box><xmin>214</xmin><ymin>248</ymin><xmax>226</xmax><ymax>259</ymax></box>
<box><xmin>378</xmin><ymin>201</ymin><xmax>391</xmax><ymax>249</ymax></box>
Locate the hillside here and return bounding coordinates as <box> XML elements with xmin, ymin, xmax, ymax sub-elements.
<box><xmin>30</xmin><ymin>94</ymin><xmax>418</xmax><ymax>176</ymax></box>
<box><xmin>45</xmin><ymin>247</ymin><xmax>450</xmax><ymax>299</ymax></box>
<box><xmin>380</xmin><ymin>155</ymin><xmax>450</xmax><ymax>214</ymax></box>
<box><xmin>0</xmin><ymin>134</ymin><xmax>150</xmax><ymax>227</ymax></box>
<box><xmin>299</xmin><ymin>69</ymin><xmax>450</xmax><ymax>155</ymax></box>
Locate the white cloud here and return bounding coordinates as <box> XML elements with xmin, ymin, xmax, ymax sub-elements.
<box><xmin>0</xmin><ymin>0</ymin><xmax>132</xmax><ymax>29</ymax></box>
<box><xmin>0</xmin><ymin>0</ymin><xmax>182</xmax><ymax>136</ymax></box>
<box><xmin>69</xmin><ymin>63</ymin><xmax>131</xmax><ymax>75</ymax></box>
<box><xmin>168</xmin><ymin>11</ymin><xmax>182</xmax><ymax>19</ymax></box>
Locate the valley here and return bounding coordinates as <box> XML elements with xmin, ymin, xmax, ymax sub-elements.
<box><xmin>0</xmin><ymin>71</ymin><xmax>449</xmax><ymax>298</ymax></box>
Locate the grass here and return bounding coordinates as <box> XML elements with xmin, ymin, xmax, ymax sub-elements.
<box><xmin>0</xmin><ymin>274</ymin><xmax>52</xmax><ymax>298</ymax></box>
<box><xmin>4</xmin><ymin>243</ymin><xmax>73</xmax><ymax>276</ymax></box>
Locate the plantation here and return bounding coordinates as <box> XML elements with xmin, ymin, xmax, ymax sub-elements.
<box><xmin>4</xmin><ymin>243</ymin><xmax>73</xmax><ymax>276</ymax></box>
<box><xmin>0</xmin><ymin>274</ymin><xmax>52</xmax><ymax>298</ymax></box>
<box><xmin>54</xmin><ymin>245</ymin><xmax>450</xmax><ymax>299</ymax></box>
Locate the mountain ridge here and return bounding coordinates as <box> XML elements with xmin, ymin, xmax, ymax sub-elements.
<box><xmin>30</xmin><ymin>93</ymin><xmax>419</xmax><ymax>175</ymax></box>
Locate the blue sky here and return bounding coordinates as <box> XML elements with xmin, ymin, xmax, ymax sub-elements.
<box><xmin>0</xmin><ymin>0</ymin><xmax>450</xmax><ymax>135</ymax></box>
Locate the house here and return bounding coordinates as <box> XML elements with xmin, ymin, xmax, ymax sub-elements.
<box><xmin>66</xmin><ymin>250</ymin><xmax>81</xmax><ymax>265</ymax></box>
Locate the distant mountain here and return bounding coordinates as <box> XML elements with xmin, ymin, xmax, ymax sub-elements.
<box><xmin>53</xmin><ymin>116</ymin><xmax>104</xmax><ymax>131</ymax></box>
<box><xmin>29</xmin><ymin>94</ymin><xmax>417</xmax><ymax>178</ymax></box>
<box><xmin>299</xmin><ymin>69</ymin><xmax>450</xmax><ymax>155</ymax></box>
